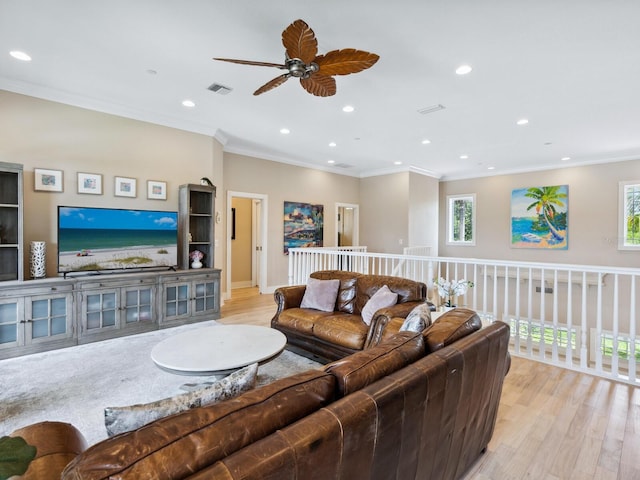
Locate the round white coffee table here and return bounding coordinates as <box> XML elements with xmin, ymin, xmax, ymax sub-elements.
<box><xmin>151</xmin><ymin>324</ymin><xmax>287</xmax><ymax>376</ymax></box>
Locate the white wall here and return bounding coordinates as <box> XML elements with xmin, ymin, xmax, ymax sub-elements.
<box><xmin>0</xmin><ymin>90</ymin><xmax>224</xmax><ymax>281</ymax></box>
<box><xmin>439</xmin><ymin>160</ymin><xmax>640</xmax><ymax>268</ymax></box>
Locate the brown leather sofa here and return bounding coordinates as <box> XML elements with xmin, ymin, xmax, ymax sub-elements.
<box><xmin>9</xmin><ymin>308</ymin><xmax>510</xmax><ymax>480</ymax></box>
<box><xmin>272</xmin><ymin>270</ymin><xmax>429</xmax><ymax>361</ymax></box>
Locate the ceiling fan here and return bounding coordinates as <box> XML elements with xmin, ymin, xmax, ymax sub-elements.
<box><xmin>214</xmin><ymin>19</ymin><xmax>379</xmax><ymax>97</ymax></box>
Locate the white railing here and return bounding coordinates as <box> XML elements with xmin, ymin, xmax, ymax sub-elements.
<box><xmin>288</xmin><ymin>247</ymin><xmax>640</xmax><ymax>386</ymax></box>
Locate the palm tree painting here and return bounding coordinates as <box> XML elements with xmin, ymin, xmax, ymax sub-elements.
<box><xmin>511</xmin><ymin>185</ymin><xmax>568</xmax><ymax>249</ymax></box>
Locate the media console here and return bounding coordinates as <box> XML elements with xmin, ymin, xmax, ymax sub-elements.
<box><xmin>0</xmin><ymin>268</ymin><xmax>221</xmax><ymax>360</ymax></box>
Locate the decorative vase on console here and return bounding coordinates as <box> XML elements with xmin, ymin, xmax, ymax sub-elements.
<box><xmin>190</xmin><ymin>249</ymin><xmax>204</xmax><ymax>269</ymax></box>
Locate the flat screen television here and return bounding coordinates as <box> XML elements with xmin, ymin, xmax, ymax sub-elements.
<box><xmin>57</xmin><ymin>206</ymin><xmax>178</xmax><ymax>275</ymax></box>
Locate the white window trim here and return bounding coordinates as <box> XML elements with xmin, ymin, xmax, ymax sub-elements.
<box><xmin>618</xmin><ymin>180</ymin><xmax>640</xmax><ymax>251</ymax></box>
<box><xmin>446</xmin><ymin>193</ymin><xmax>476</xmax><ymax>246</ymax></box>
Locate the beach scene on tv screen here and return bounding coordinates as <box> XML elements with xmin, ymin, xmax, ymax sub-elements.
<box><xmin>58</xmin><ymin>207</ymin><xmax>178</xmax><ymax>273</ymax></box>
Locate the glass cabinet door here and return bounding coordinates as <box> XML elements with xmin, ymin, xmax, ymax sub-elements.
<box><xmin>86</xmin><ymin>291</ymin><xmax>118</xmax><ymax>330</ymax></box>
<box><xmin>0</xmin><ymin>299</ymin><xmax>20</xmax><ymax>347</ymax></box>
<box><xmin>194</xmin><ymin>280</ymin><xmax>218</xmax><ymax>314</ymax></box>
<box><xmin>165</xmin><ymin>283</ymin><xmax>190</xmax><ymax>318</ymax></box>
<box><xmin>123</xmin><ymin>287</ymin><xmax>153</xmax><ymax>324</ymax></box>
<box><xmin>27</xmin><ymin>296</ymin><xmax>71</xmax><ymax>342</ymax></box>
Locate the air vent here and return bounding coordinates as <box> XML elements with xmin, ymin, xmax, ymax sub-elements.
<box><xmin>333</xmin><ymin>163</ymin><xmax>353</xmax><ymax>169</ymax></box>
<box><xmin>417</xmin><ymin>104</ymin><xmax>445</xmax><ymax>115</ymax></box>
<box><xmin>208</xmin><ymin>83</ymin><xmax>233</xmax><ymax>95</ymax></box>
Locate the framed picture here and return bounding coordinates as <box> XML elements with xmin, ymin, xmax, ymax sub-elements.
<box><xmin>114</xmin><ymin>176</ymin><xmax>137</xmax><ymax>198</ymax></box>
<box><xmin>147</xmin><ymin>180</ymin><xmax>167</xmax><ymax>200</ymax></box>
<box><xmin>34</xmin><ymin>168</ymin><xmax>63</xmax><ymax>192</ymax></box>
<box><xmin>511</xmin><ymin>185</ymin><xmax>568</xmax><ymax>250</ymax></box>
<box><xmin>77</xmin><ymin>172</ymin><xmax>103</xmax><ymax>195</ymax></box>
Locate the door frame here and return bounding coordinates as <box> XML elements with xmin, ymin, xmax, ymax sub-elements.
<box><xmin>226</xmin><ymin>191</ymin><xmax>268</xmax><ymax>299</ymax></box>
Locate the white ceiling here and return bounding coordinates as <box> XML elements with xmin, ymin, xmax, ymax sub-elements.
<box><xmin>2</xmin><ymin>1</ymin><xmax>640</xmax><ymax>180</ymax></box>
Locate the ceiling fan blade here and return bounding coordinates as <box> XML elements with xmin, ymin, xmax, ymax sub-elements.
<box><xmin>214</xmin><ymin>58</ymin><xmax>286</xmax><ymax>68</ymax></box>
<box><xmin>254</xmin><ymin>74</ymin><xmax>291</xmax><ymax>96</ymax></box>
<box><xmin>314</xmin><ymin>49</ymin><xmax>380</xmax><ymax>76</ymax></box>
<box><xmin>282</xmin><ymin>19</ymin><xmax>318</xmax><ymax>64</ymax></box>
<box><xmin>300</xmin><ymin>74</ymin><xmax>336</xmax><ymax>97</ymax></box>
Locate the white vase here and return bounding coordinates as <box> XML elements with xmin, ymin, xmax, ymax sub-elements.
<box><xmin>191</xmin><ymin>260</ymin><xmax>203</xmax><ymax>269</ymax></box>
<box><xmin>30</xmin><ymin>241</ymin><xmax>47</xmax><ymax>279</ymax></box>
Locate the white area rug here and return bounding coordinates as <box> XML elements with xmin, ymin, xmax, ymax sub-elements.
<box><xmin>0</xmin><ymin>321</ymin><xmax>322</xmax><ymax>445</ymax></box>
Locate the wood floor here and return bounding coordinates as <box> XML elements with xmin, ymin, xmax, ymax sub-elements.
<box><xmin>221</xmin><ymin>288</ymin><xmax>640</xmax><ymax>480</ymax></box>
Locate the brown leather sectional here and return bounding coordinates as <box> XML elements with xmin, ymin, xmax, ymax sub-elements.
<box><xmin>10</xmin><ymin>308</ymin><xmax>510</xmax><ymax>480</ymax></box>
<box><xmin>272</xmin><ymin>270</ymin><xmax>430</xmax><ymax>361</ymax></box>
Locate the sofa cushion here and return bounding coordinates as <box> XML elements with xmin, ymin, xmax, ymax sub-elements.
<box><xmin>324</xmin><ymin>331</ymin><xmax>425</xmax><ymax>397</ymax></box>
<box><xmin>310</xmin><ymin>271</ymin><xmax>359</xmax><ymax>313</ymax></box>
<box><xmin>312</xmin><ymin>314</ymin><xmax>370</xmax><ymax>350</ymax></box>
<box><xmin>277</xmin><ymin>308</ymin><xmax>336</xmax><ymax>335</ymax></box>
<box><xmin>300</xmin><ymin>278</ymin><xmax>341</xmax><ymax>312</ymax></box>
<box><xmin>361</xmin><ymin>285</ymin><xmax>398</xmax><ymax>326</ymax></box>
<box><xmin>422</xmin><ymin>308</ymin><xmax>482</xmax><ymax>353</ymax></box>
<box><xmin>62</xmin><ymin>370</ymin><xmax>336</xmax><ymax>480</ymax></box>
<box><xmin>104</xmin><ymin>363</ymin><xmax>257</xmax><ymax>437</ymax></box>
<box><xmin>400</xmin><ymin>303</ymin><xmax>432</xmax><ymax>333</ymax></box>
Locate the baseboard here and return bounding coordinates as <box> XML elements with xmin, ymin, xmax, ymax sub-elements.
<box><xmin>231</xmin><ymin>281</ymin><xmax>253</xmax><ymax>289</ymax></box>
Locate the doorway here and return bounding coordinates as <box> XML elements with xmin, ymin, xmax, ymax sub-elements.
<box><xmin>335</xmin><ymin>203</ymin><xmax>359</xmax><ymax>246</ymax></box>
<box><xmin>226</xmin><ymin>191</ymin><xmax>268</xmax><ymax>300</ymax></box>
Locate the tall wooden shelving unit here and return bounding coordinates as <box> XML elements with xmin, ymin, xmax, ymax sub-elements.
<box><xmin>0</xmin><ymin>162</ymin><xmax>23</xmax><ymax>282</ymax></box>
<box><xmin>178</xmin><ymin>183</ymin><xmax>216</xmax><ymax>270</ymax></box>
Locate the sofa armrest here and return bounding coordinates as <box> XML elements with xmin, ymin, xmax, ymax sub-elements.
<box><xmin>271</xmin><ymin>285</ymin><xmax>306</xmax><ymax>326</ymax></box>
<box><xmin>364</xmin><ymin>301</ymin><xmax>425</xmax><ymax>349</ymax></box>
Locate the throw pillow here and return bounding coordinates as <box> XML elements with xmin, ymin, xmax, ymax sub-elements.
<box><xmin>361</xmin><ymin>285</ymin><xmax>398</xmax><ymax>326</ymax></box>
<box><xmin>300</xmin><ymin>277</ymin><xmax>341</xmax><ymax>312</ymax></box>
<box><xmin>399</xmin><ymin>303</ymin><xmax>433</xmax><ymax>333</ymax></box>
<box><xmin>104</xmin><ymin>363</ymin><xmax>257</xmax><ymax>437</ymax></box>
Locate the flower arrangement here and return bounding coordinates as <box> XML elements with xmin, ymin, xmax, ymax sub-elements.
<box><xmin>434</xmin><ymin>277</ymin><xmax>474</xmax><ymax>307</ymax></box>
<box><xmin>189</xmin><ymin>250</ymin><xmax>204</xmax><ymax>261</ymax></box>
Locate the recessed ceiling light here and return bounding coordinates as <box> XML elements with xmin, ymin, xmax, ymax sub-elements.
<box><xmin>394</xmin><ymin>161</ymin><xmax>402</xmax><ymax>165</ymax></box>
<box><xmin>421</xmin><ymin>139</ymin><xmax>431</xmax><ymax>145</ymax></box>
<box><xmin>329</xmin><ymin>142</ymin><xmax>337</xmax><ymax>147</ymax></box>
<box><xmin>146</xmin><ymin>69</ymin><xmax>158</xmax><ymax>75</ymax></box>
<box><xmin>10</xmin><ymin>50</ymin><xmax>31</xmax><ymax>62</ymax></box>
<box><xmin>561</xmin><ymin>157</ymin><xmax>571</xmax><ymax>161</ymax></box>
<box><xmin>327</xmin><ymin>160</ymin><xmax>336</xmax><ymax>164</ymax></box>
<box><xmin>342</xmin><ymin>105</ymin><xmax>354</xmax><ymax>113</ymax></box>
<box><xmin>455</xmin><ymin>65</ymin><xmax>472</xmax><ymax>75</ymax></box>
<box><xmin>517</xmin><ymin>118</ymin><xmax>529</xmax><ymax>125</ymax></box>
<box><xmin>181</xmin><ymin>99</ymin><xmax>195</xmax><ymax>108</ymax></box>
<box><xmin>280</xmin><ymin>128</ymin><xmax>290</xmax><ymax>134</ymax></box>
<box><xmin>460</xmin><ymin>155</ymin><xmax>469</xmax><ymax>159</ymax></box>
<box><xmin>488</xmin><ymin>166</ymin><xmax>496</xmax><ymax>170</ymax></box>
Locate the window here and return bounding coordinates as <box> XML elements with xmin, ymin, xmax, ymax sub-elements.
<box><xmin>619</xmin><ymin>181</ymin><xmax>640</xmax><ymax>250</ymax></box>
<box><xmin>446</xmin><ymin>194</ymin><xmax>476</xmax><ymax>245</ymax></box>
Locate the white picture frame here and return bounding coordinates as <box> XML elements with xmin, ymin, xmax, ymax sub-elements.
<box><xmin>34</xmin><ymin>168</ymin><xmax>63</xmax><ymax>192</ymax></box>
<box><xmin>77</xmin><ymin>172</ymin><xmax>103</xmax><ymax>195</ymax></box>
<box><xmin>147</xmin><ymin>180</ymin><xmax>167</xmax><ymax>200</ymax></box>
<box><xmin>114</xmin><ymin>176</ymin><xmax>137</xmax><ymax>197</ymax></box>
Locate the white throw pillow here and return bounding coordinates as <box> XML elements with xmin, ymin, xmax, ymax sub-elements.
<box><xmin>361</xmin><ymin>285</ymin><xmax>398</xmax><ymax>326</ymax></box>
<box><xmin>104</xmin><ymin>363</ymin><xmax>257</xmax><ymax>437</ymax></box>
<box><xmin>400</xmin><ymin>303</ymin><xmax>433</xmax><ymax>332</ymax></box>
<box><xmin>300</xmin><ymin>278</ymin><xmax>341</xmax><ymax>312</ymax></box>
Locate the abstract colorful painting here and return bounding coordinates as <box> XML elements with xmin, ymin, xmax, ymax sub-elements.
<box><xmin>283</xmin><ymin>201</ymin><xmax>324</xmax><ymax>254</ymax></box>
<box><xmin>511</xmin><ymin>185</ymin><xmax>568</xmax><ymax>249</ymax></box>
